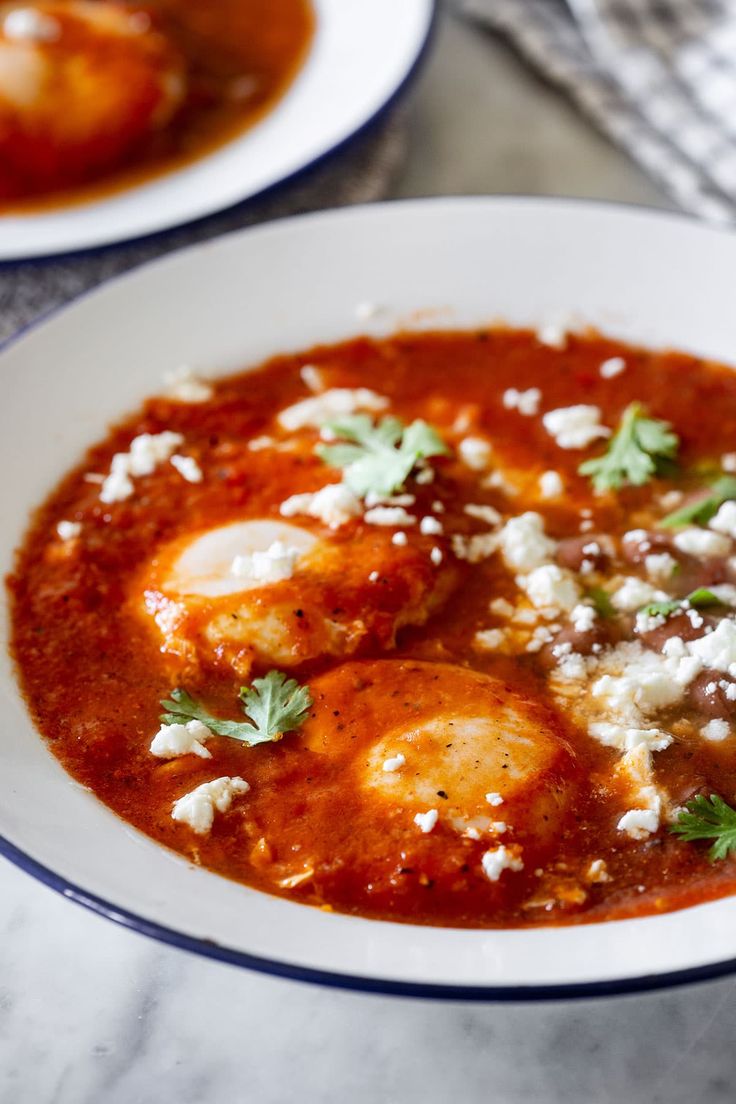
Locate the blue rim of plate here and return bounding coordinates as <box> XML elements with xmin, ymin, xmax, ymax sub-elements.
<box><xmin>0</xmin><ymin>0</ymin><xmax>439</xmax><ymax>266</ymax></box>
<box><xmin>4</xmin><ymin>194</ymin><xmax>736</xmax><ymax>1000</ymax></box>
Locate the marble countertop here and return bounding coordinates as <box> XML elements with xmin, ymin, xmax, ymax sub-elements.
<box><xmin>2</xmin><ymin>12</ymin><xmax>734</xmax><ymax>1104</ymax></box>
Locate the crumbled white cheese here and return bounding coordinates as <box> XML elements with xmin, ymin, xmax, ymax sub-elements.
<box><xmin>128</xmin><ymin>432</ymin><xmax>185</xmax><ymax>476</ymax></box>
<box><xmin>526</xmin><ymin>626</ymin><xmax>554</xmax><ymax>653</ymax></box>
<box><xmin>481</xmin><ymin>845</ymin><xmax>524</xmax><ymax>882</ymax></box>
<box><xmin>586</xmin><ymin>859</ymin><xmax>611</xmax><ymax>883</ymax></box>
<box><xmin>709</xmin><ymin>585</ymin><xmax>736</xmax><ymax>607</ymax></box>
<box><xmin>280</xmin><ymin>482</ymin><xmax>363</xmax><ymax>529</ymax></box>
<box><xmin>474</xmin><ymin>629</ymin><xmax>506</xmax><ymax>650</ymax></box>
<box><xmin>588</xmin><ymin>722</ymin><xmax>672</xmax><ymax>752</ymax></box>
<box><xmin>592</xmin><ymin>653</ymin><xmax>697</xmax><ymax>717</ymax></box>
<box><xmin>171</xmin><ymin>776</ymin><xmax>250</xmax><ymax>834</ymax></box>
<box><xmin>231</xmin><ymin>540</ymin><xmax>300</xmax><ymax>584</ymax></box>
<box><xmin>673</xmin><ymin>528</ymin><xmax>731</xmax><ymax>558</ymax></box>
<box><xmin>150</xmin><ymin>720</ymin><xmax>213</xmax><ymax>760</ymax></box>
<box><xmin>364</xmin><ymin>492</ymin><xmax>415</xmax><ymax>508</ymax></box>
<box><xmin>364</xmin><ymin>506</ymin><xmax>417</xmax><ymax>528</ymax></box>
<box><xmin>539</xmin><ymin>470</ymin><xmax>564</xmax><ymax>499</ymax></box>
<box><xmin>382</xmin><ymin>753</ymin><xmax>406</xmax><ymax>772</ymax></box>
<box><xmin>458</xmin><ymin>437</ymin><xmax>492</xmax><ymax>471</ymax></box>
<box><xmin>687</xmin><ymin>617</ymin><xmax>736</xmax><ymax>673</ymax></box>
<box><xmin>551</xmin><ymin>640</ymin><xmax>702</xmax><ymax>754</ymax></box>
<box><xmin>518</xmin><ymin>564</ymin><xmax>581</xmax><ymax>613</ymax></box>
<box><xmin>368</xmin><ymin>570</ymin><xmax>380</xmax><ymax>582</ymax></box>
<box><xmin>464</xmin><ymin>503</ymin><xmax>501</xmax><ymax>525</ymax></box>
<box><xmin>100</xmin><ymin>431</ymin><xmax>184</xmax><ymax>503</ymax></box>
<box><xmin>722</xmin><ymin>453</ymin><xmax>736</xmax><ymax>474</ymax></box>
<box><xmin>536</xmin><ymin>320</ymin><xmax>568</xmax><ymax>348</ymax></box>
<box><xmin>248</xmin><ymin>436</ymin><xmax>275</xmax><ymax>452</ymax></box>
<box><xmin>430</xmin><ymin>546</ymin><xmax>443</xmax><ymax>566</ymax></box>
<box><xmin>502</xmin><ymin>388</ymin><xmax>541</xmax><ymax>416</ymax></box>
<box><xmin>452</xmin><ymin>532</ymin><xmax>499</xmax><ymax>564</ymax></box>
<box><xmin>164</xmin><ymin>365</ymin><xmax>213</xmax><ymax>403</ymax></box>
<box><xmin>56</xmin><ymin>520</ymin><xmax>81</xmax><ymax>541</ymax></box>
<box><xmin>483</xmin><ymin>469</ymin><xmax>519</xmax><ymax>497</ymax></box>
<box><xmin>490</xmin><ymin>821</ymin><xmax>507</xmax><ymax>834</ymax></box>
<box><xmin>170</xmin><ymin>454</ymin><xmax>203</xmax><ymax>484</ymax></box>
<box><xmin>617</xmin><ymin>806</ymin><xmax>660</xmax><ymax>838</ymax></box>
<box><xmin>709</xmin><ymin>501</ymin><xmax>736</xmax><ymax>541</ymax></box>
<box><xmin>414</xmin><ymin>809</ymin><xmax>439</xmax><ymax>834</ymax></box>
<box><xmin>420</xmin><ymin>516</ymin><xmax>443</xmax><ymax>535</ymax></box>
<box><xmin>623</xmin><ymin>528</ymin><xmax>649</xmax><ymax>546</ymax></box>
<box><xmin>416</xmin><ymin>467</ymin><xmax>435</xmax><ymax>485</ymax></box>
<box><xmin>485</xmin><ymin>792</ymin><xmax>504</xmax><ymax>806</ymax></box>
<box><xmin>299</xmin><ymin>364</ymin><xmax>325</xmax><ymax>392</ymax></box>
<box><xmin>571</xmin><ymin>604</ymin><xmax>597</xmax><ymax>633</ymax></box>
<box><xmin>3</xmin><ymin>7</ymin><xmax>59</xmax><ymax>41</ymax></box>
<box><xmin>490</xmin><ymin>597</ymin><xmax>515</xmax><ymax>618</ymax></box>
<box><xmin>659</xmin><ymin>491</ymin><xmax>684</xmax><ymax>511</ymax></box>
<box><xmin>99</xmin><ymin>455</ymin><xmax>135</xmax><ymax>504</ymax></box>
<box><xmin>702</xmin><ymin>718</ymin><xmax>730</xmax><ymax>742</ymax></box>
<box><xmin>542</xmin><ymin>406</ymin><xmax>610</xmax><ymax>450</ymax></box>
<box><xmin>599</xmin><ymin>357</ymin><xmax>626</xmax><ymax>379</ymax></box>
<box><xmin>498</xmin><ymin>512</ymin><xmax>556</xmax><ymax>572</ymax></box>
<box><xmin>644</xmin><ymin>552</ymin><xmax>677</xmax><ymax>582</ymax></box>
<box><xmin>614</xmin><ymin>744</ymin><xmax>662</xmax><ymax>839</ymax></box>
<box><xmin>392</xmin><ymin>531</ymin><xmax>408</xmax><ymax>547</ymax></box>
<box><xmin>610</xmin><ymin>577</ymin><xmax>667</xmax><ymax>613</ymax></box>
<box><xmin>277</xmin><ymin>388</ymin><xmax>388</xmax><ymax>430</ymax></box>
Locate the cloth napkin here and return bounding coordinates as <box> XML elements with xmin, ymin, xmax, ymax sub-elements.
<box><xmin>0</xmin><ymin>114</ymin><xmax>405</xmax><ymax>344</ymax></box>
<box><xmin>461</xmin><ymin>0</ymin><xmax>736</xmax><ymax>223</ymax></box>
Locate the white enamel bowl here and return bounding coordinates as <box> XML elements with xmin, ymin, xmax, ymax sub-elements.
<box><xmin>3</xmin><ymin>198</ymin><xmax>736</xmax><ymax>999</ymax></box>
<box><xmin>0</xmin><ymin>0</ymin><xmax>435</xmax><ymax>261</ymax></box>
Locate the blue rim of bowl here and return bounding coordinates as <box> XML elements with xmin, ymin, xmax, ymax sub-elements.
<box><xmin>4</xmin><ymin>194</ymin><xmax>736</xmax><ymax>1000</ymax></box>
<box><xmin>3</xmin><ymin>832</ymin><xmax>736</xmax><ymax>1000</ymax></box>
<box><xmin>0</xmin><ymin>0</ymin><xmax>439</xmax><ymax>266</ymax></box>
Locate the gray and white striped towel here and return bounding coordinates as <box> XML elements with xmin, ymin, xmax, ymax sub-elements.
<box><xmin>461</xmin><ymin>0</ymin><xmax>736</xmax><ymax>223</ymax></box>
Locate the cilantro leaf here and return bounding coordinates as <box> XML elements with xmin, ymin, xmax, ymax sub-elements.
<box><xmin>670</xmin><ymin>794</ymin><xmax>736</xmax><ymax>862</ymax></box>
<box><xmin>238</xmin><ymin>671</ymin><xmax>313</xmax><ymax>743</ymax></box>
<box><xmin>161</xmin><ymin>671</ymin><xmax>312</xmax><ymax>748</ymax></box>
<box><xmin>316</xmin><ymin>414</ymin><xmax>448</xmax><ymax>496</ymax></box>
<box><xmin>587</xmin><ymin>586</ymin><xmax>615</xmax><ymax>619</ymax></box>
<box><xmin>684</xmin><ymin>587</ymin><xmax>722</xmax><ymax>607</ymax></box>
<box><xmin>660</xmin><ymin>474</ymin><xmax>736</xmax><ymax>528</ymax></box>
<box><xmin>638</xmin><ymin>588</ymin><xmax>722</xmax><ymax>619</ymax></box>
<box><xmin>638</xmin><ymin>599</ymin><xmax>681</xmax><ymax>619</ymax></box>
<box><xmin>578</xmin><ymin>403</ymin><xmax>679</xmax><ymax>492</ymax></box>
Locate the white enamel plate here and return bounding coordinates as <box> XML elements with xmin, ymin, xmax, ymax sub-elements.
<box><xmin>0</xmin><ymin>0</ymin><xmax>435</xmax><ymax>261</ymax></box>
<box><xmin>3</xmin><ymin>198</ymin><xmax>736</xmax><ymax>998</ymax></box>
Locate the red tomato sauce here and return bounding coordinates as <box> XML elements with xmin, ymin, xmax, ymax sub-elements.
<box><xmin>9</xmin><ymin>328</ymin><xmax>736</xmax><ymax>928</ymax></box>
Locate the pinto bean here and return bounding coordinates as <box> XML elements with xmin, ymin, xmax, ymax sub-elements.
<box><xmin>538</xmin><ymin>620</ymin><xmax>613</xmax><ymax>668</ymax></box>
<box><xmin>670</xmin><ymin>556</ymin><xmax>728</xmax><ymax>596</ymax></box>
<box><xmin>689</xmin><ymin>672</ymin><xmax>736</xmax><ymax>721</ymax></box>
<box><xmin>638</xmin><ymin>611</ymin><xmax>717</xmax><ymax>651</ymax></box>
<box><xmin>620</xmin><ymin>530</ymin><xmax>672</xmax><ymax>566</ymax></box>
<box><xmin>556</xmin><ymin>536</ymin><xmax>611</xmax><ymax>573</ymax></box>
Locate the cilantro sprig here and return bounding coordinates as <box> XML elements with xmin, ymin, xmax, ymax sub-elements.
<box><xmin>161</xmin><ymin>671</ymin><xmax>312</xmax><ymax>747</ymax></box>
<box><xmin>639</xmin><ymin>588</ymin><xmax>722</xmax><ymax>619</ymax></box>
<box><xmin>316</xmin><ymin>414</ymin><xmax>448</xmax><ymax>496</ymax></box>
<box><xmin>671</xmin><ymin>794</ymin><xmax>736</xmax><ymax>862</ymax></box>
<box><xmin>579</xmin><ymin>402</ymin><xmax>679</xmax><ymax>492</ymax></box>
<box><xmin>660</xmin><ymin>474</ymin><xmax>736</xmax><ymax>528</ymax></box>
